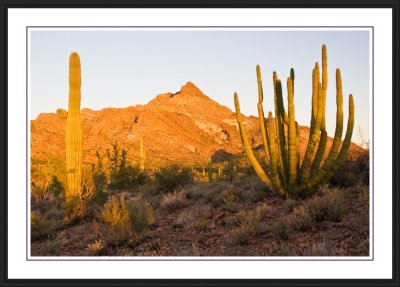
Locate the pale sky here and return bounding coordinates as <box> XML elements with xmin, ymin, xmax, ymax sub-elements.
<box><xmin>30</xmin><ymin>29</ymin><xmax>370</xmax><ymax>145</ymax></box>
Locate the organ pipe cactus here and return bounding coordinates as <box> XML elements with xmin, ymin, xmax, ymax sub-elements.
<box><xmin>66</xmin><ymin>52</ymin><xmax>83</xmax><ymax>204</ymax></box>
<box><xmin>234</xmin><ymin>45</ymin><xmax>355</xmax><ymax>198</ymax></box>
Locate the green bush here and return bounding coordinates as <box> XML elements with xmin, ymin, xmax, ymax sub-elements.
<box><xmin>271</xmin><ymin>217</ymin><xmax>291</xmax><ymax>240</ymax></box>
<box><xmin>283</xmin><ymin>198</ymin><xmax>296</xmax><ymax>213</ymax></box>
<box><xmin>221</xmin><ymin>213</ymin><xmax>246</xmax><ymax>227</ymax></box>
<box><xmin>31</xmin><ymin>211</ymin><xmax>55</xmax><ymax>240</ymax></box>
<box><xmin>155</xmin><ymin>164</ymin><xmax>193</xmax><ymax>193</ymax></box>
<box><xmin>231</xmin><ymin>217</ymin><xmax>260</xmax><ymax>245</ymax></box>
<box><xmin>287</xmin><ymin>206</ymin><xmax>314</xmax><ymax>231</ymax></box>
<box><xmin>104</xmin><ymin>142</ymin><xmax>147</xmax><ymax>190</ymax></box>
<box><xmin>329</xmin><ymin>150</ymin><xmax>369</xmax><ymax>187</ymax></box>
<box><xmin>222</xmin><ymin>188</ymin><xmax>241</xmax><ymax>212</ymax></box>
<box><xmin>127</xmin><ymin>197</ymin><xmax>153</xmax><ymax>233</ymax></box>
<box><xmin>307</xmin><ymin>187</ymin><xmax>347</xmax><ymax>222</ymax></box>
<box><xmin>101</xmin><ymin>195</ymin><xmax>129</xmax><ymax>227</ymax></box>
<box><xmin>195</xmin><ymin>218</ymin><xmax>208</xmax><ymax>232</ymax></box>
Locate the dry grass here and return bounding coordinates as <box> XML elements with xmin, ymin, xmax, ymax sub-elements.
<box><xmin>307</xmin><ymin>187</ymin><xmax>347</xmax><ymax>222</ymax></box>
<box><xmin>160</xmin><ymin>190</ymin><xmax>187</xmax><ymax>212</ymax></box>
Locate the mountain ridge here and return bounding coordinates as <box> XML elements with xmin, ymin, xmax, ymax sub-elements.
<box><xmin>31</xmin><ymin>81</ymin><xmax>363</xmax><ymax>170</ymax></box>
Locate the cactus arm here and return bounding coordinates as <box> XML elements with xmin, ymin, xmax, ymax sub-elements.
<box><xmin>66</xmin><ymin>52</ymin><xmax>83</xmax><ymax>199</ymax></box>
<box><xmin>256</xmin><ymin>65</ymin><xmax>270</xmax><ymax>163</ymax></box>
<box><xmin>287</xmin><ymin>77</ymin><xmax>297</xmax><ymax>192</ymax></box>
<box><xmin>290</xmin><ymin>68</ymin><xmax>295</xmax><ymax>94</ymax></box>
<box><xmin>234</xmin><ymin>93</ymin><xmax>274</xmax><ymax>190</ymax></box>
<box><xmin>321</xmin><ymin>95</ymin><xmax>354</xmax><ymax>183</ymax></box>
<box><xmin>275</xmin><ymin>80</ymin><xmax>289</xmax><ymax>186</ymax></box>
<box><xmin>273</xmin><ymin>72</ymin><xmax>283</xmax><ymax>176</ymax></box>
<box><xmin>275</xmin><ymin>76</ymin><xmax>289</xmax><ymax>125</ymax></box>
<box><xmin>322</xmin><ymin>45</ymin><xmax>328</xmax><ymax>91</ymax></box>
<box><xmin>267</xmin><ymin>112</ymin><xmax>285</xmax><ymax>196</ymax></box>
<box><xmin>321</xmin><ymin>45</ymin><xmax>328</xmax><ymax>131</ymax></box>
<box><xmin>295</xmin><ymin>121</ymin><xmax>300</xmax><ymax>177</ymax></box>
<box><xmin>309</xmin><ymin>63</ymin><xmax>320</xmax><ymax>136</ymax></box>
<box><xmin>304</xmin><ymin>95</ymin><xmax>354</xmax><ymax>190</ymax></box>
<box><xmin>310</xmin><ymin>130</ymin><xmax>327</xmax><ymax>178</ymax></box>
<box><xmin>312</xmin><ymin>69</ymin><xmax>344</xmax><ymax>179</ymax></box>
<box><xmin>299</xmin><ymin>82</ymin><xmax>323</xmax><ymax>184</ymax></box>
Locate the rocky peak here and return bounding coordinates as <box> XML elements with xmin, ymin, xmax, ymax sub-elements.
<box><xmin>180</xmin><ymin>81</ymin><xmax>205</xmax><ymax>97</ymax></box>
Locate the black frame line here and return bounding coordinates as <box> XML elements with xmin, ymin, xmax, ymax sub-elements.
<box><xmin>1</xmin><ymin>1</ymin><xmax>398</xmax><ymax>287</ymax></box>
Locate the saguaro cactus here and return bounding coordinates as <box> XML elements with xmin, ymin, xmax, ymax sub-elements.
<box><xmin>66</xmin><ymin>52</ymin><xmax>83</xmax><ymax>204</ymax></box>
<box><xmin>234</xmin><ymin>45</ymin><xmax>355</xmax><ymax>198</ymax></box>
<box><xmin>139</xmin><ymin>132</ymin><xmax>146</xmax><ymax>172</ymax></box>
<box><xmin>207</xmin><ymin>158</ymin><xmax>213</xmax><ymax>182</ymax></box>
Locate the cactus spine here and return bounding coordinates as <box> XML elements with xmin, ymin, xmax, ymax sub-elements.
<box><xmin>234</xmin><ymin>45</ymin><xmax>355</xmax><ymax>198</ymax></box>
<box><xmin>66</xmin><ymin>52</ymin><xmax>83</xmax><ymax>202</ymax></box>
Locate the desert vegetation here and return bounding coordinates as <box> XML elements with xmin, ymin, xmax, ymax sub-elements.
<box><xmin>30</xmin><ymin>46</ymin><xmax>370</xmax><ymax>257</ymax></box>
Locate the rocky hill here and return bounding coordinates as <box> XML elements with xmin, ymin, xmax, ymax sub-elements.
<box><xmin>30</xmin><ymin>81</ymin><xmax>363</xmax><ymax>170</ymax></box>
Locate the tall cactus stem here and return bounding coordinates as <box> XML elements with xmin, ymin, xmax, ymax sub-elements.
<box><xmin>66</xmin><ymin>52</ymin><xmax>83</xmax><ymax>200</ymax></box>
<box><xmin>299</xmin><ymin>82</ymin><xmax>323</xmax><ymax>184</ymax></box>
<box><xmin>287</xmin><ymin>77</ymin><xmax>297</xmax><ymax>191</ymax></box>
<box><xmin>275</xmin><ymin>80</ymin><xmax>289</xmax><ymax>185</ymax></box>
<box><xmin>234</xmin><ymin>93</ymin><xmax>274</xmax><ymax>190</ymax></box>
<box><xmin>267</xmin><ymin>112</ymin><xmax>285</xmax><ymax>196</ymax></box>
<box><xmin>256</xmin><ymin>65</ymin><xmax>270</xmax><ymax>163</ymax></box>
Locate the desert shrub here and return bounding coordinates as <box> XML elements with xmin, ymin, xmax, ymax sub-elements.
<box><xmin>221</xmin><ymin>213</ymin><xmax>246</xmax><ymax>227</ymax></box>
<box><xmin>64</xmin><ymin>196</ymin><xmax>89</xmax><ymax>223</ymax></box>
<box><xmin>307</xmin><ymin>188</ymin><xmax>347</xmax><ymax>222</ymax></box>
<box><xmin>91</xmin><ymin>165</ymin><xmax>108</xmax><ymax>203</ymax></box>
<box><xmin>31</xmin><ymin>155</ymin><xmax>67</xmax><ymax>196</ymax></box>
<box><xmin>271</xmin><ymin>217</ymin><xmax>291</xmax><ymax>240</ymax></box>
<box><xmin>222</xmin><ymin>188</ymin><xmax>241</xmax><ymax>212</ymax></box>
<box><xmin>195</xmin><ymin>218</ymin><xmax>208</xmax><ymax>232</ymax></box>
<box><xmin>31</xmin><ymin>176</ymin><xmax>50</xmax><ymax>202</ymax></box>
<box><xmin>64</xmin><ymin>177</ymin><xmax>95</xmax><ymax>222</ymax></box>
<box><xmin>86</xmin><ymin>240</ymin><xmax>108</xmax><ymax>256</ymax></box>
<box><xmin>104</xmin><ymin>142</ymin><xmax>146</xmax><ymax>190</ymax></box>
<box><xmin>283</xmin><ymin>198</ymin><xmax>296</xmax><ymax>213</ymax></box>
<box><xmin>174</xmin><ymin>210</ymin><xmax>194</xmax><ymax>228</ymax></box>
<box><xmin>229</xmin><ymin>206</ymin><xmax>267</xmax><ymax>245</ymax></box>
<box><xmin>31</xmin><ymin>211</ymin><xmax>55</xmax><ymax>240</ymax></box>
<box><xmin>127</xmin><ymin>197</ymin><xmax>154</xmax><ymax>233</ymax></box>
<box><xmin>48</xmin><ymin>176</ymin><xmax>64</xmax><ymax>198</ymax></box>
<box><xmin>231</xmin><ymin>217</ymin><xmax>260</xmax><ymax>245</ymax></box>
<box><xmin>355</xmin><ymin>183</ymin><xmax>370</xmax><ymax>211</ymax></box>
<box><xmin>101</xmin><ymin>195</ymin><xmax>129</xmax><ymax>227</ymax></box>
<box><xmin>254</xmin><ymin>202</ymin><xmax>271</xmax><ymax>220</ymax></box>
<box><xmin>287</xmin><ymin>206</ymin><xmax>314</xmax><ymax>231</ymax></box>
<box><xmin>185</xmin><ymin>185</ymin><xmax>204</xmax><ymax>200</ymax></box>
<box><xmin>138</xmin><ymin>181</ymin><xmax>159</xmax><ymax>194</ymax></box>
<box><xmin>160</xmin><ymin>190</ymin><xmax>187</xmax><ymax>212</ymax></box>
<box><xmin>155</xmin><ymin>164</ymin><xmax>193</xmax><ymax>193</ymax></box>
<box><xmin>252</xmin><ymin>188</ymin><xmax>267</xmax><ymax>202</ymax></box>
<box><xmin>329</xmin><ymin>150</ymin><xmax>369</xmax><ymax>187</ymax></box>
<box><xmin>41</xmin><ymin>239</ymin><xmax>62</xmax><ymax>256</ymax></box>
<box><xmin>110</xmin><ymin>165</ymin><xmax>146</xmax><ymax>190</ymax></box>
<box><xmin>203</xmin><ymin>182</ymin><xmax>227</xmax><ymax>206</ymax></box>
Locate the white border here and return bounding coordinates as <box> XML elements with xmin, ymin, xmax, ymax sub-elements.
<box><xmin>8</xmin><ymin>8</ymin><xmax>391</xmax><ymax>279</ymax></box>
